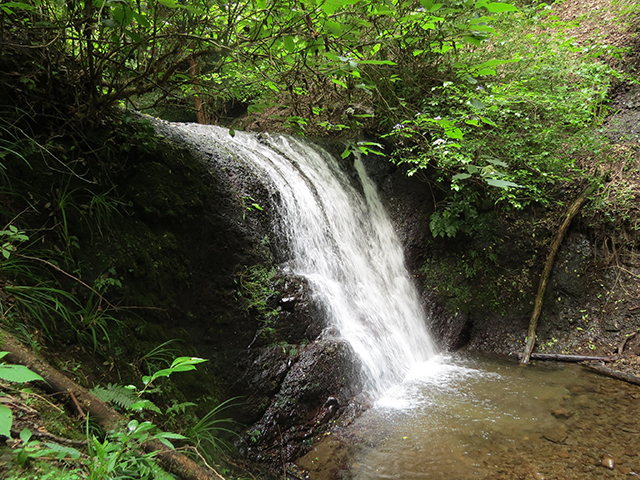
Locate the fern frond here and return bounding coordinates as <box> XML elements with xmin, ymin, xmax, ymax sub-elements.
<box><xmin>91</xmin><ymin>383</ymin><xmax>137</xmax><ymax>410</ymax></box>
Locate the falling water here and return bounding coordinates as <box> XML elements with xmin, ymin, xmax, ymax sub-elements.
<box><xmin>173</xmin><ymin>124</ymin><xmax>437</xmax><ymax>395</ymax></box>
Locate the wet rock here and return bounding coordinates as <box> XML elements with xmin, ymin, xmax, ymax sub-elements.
<box><xmin>278</xmin><ymin>296</ymin><xmax>298</xmax><ymax>312</ymax></box>
<box><xmin>600</xmin><ymin>454</ymin><xmax>616</xmax><ymax>469</ymax></box>
<box><xmin>241</xmin><ymin>339</ymin><xmax>364</xmax><ymax>465</ymax></box>
<box><xmin>269</xmin><ymin>274</ymin><xmax>324</xmax><ymax>344</ymax></box>
<box><xmin>551</xmin><ymin>233</ymin><xmax>591</xmax><ymax>298</ymax></box>
<box><xmin>543</xmin><ymin>424</ymin><xmax>568</xmax><ymax>443</ymax></box>
<box><xmin>550</xmin><ymin>407</ymin><xmax>572</xmax><ymax>419</ymax></box>
<box><xmin>624</xmin><ymin>447</ymin><xmax>639</xmax><ymax>456</ymax></box>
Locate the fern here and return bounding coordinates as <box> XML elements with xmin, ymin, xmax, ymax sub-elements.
<box><xmin>91</xmin><ymin>383</ymin><xmax>137</xmax><ymax>410</ymax></box>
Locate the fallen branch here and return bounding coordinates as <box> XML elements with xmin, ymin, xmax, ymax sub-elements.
<box><xmin>520</xmin><ymin>184</ymin><xmax>598</xmax><ymax>365</ymax></box>
<box><xmin>0</xmin><ymin>327</ymin><xmax>222</xmax><ymax>480</ymax></box>
<box><xmin>617</xmin><ymin>331</ymin><xmax>638</xmax><ymax>356</ymax></box>
<box><xmin>521</xmin><ymin>353</ymin><xmax>614</xmax><ymax>363</ymax></box>
<box><xmin>583</xmin><ymin>363</ymin><xmax>640</xmax><ymax>386</ymax></box>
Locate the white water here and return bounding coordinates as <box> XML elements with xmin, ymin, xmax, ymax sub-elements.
<box><xmin>173</xmin><ymin>124</ymin><xmax>437</xmax><ymax>396</ymax></box>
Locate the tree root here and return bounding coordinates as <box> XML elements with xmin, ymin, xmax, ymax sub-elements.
<box><xmin>0</xmin><ymin>327</ymin><xmax>223</xmax><ymax>480</ymax></box>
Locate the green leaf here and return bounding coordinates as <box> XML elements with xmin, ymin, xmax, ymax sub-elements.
<box><xmin>0</xmin><ymin>365</ymin><xmax>43</xmax><ymax>383</ymax></box>
<box><xmin>20</xmin><ymin>428</ymin><xmax>31</xmax><ymax>443</ymax></box>
<box><xmin>485</xmin><ymin>178</ymin><xmax>521</xmax><ymax>188</ymax></box>
<box><xmin>486</xmin><ymin>158</ymin><xmax>508</xmax><ymax>167</ymax></box>
<box><xmin>463</xmin><ymin>35</ymin><xmax>482</xmax><ymax>47</ymax></box>
<box><xmin>0</xmin><ymin>405</ymin><xmax>11</xmax><ymax>437</ymax></box>
<box><xmin>453</xmin><ymin>173</ymin><xmax>471</xmax><ymax>181</ymax></box>
<box><xmin>130</xmin><ymin>400</ymin><xmax>162</xmax><ymax>413</ymax></box>
<box><xmin>0</xmin><ymin>2</ymin><xmax>35</xmax><ymax>14</ymax></box>
<box><xmin>484</xmin><ymin>2</ymin><xmax>518</xmax><ymax>12</ymax></box>
<box><xmin>444</xmin><ymin>128</ymin><xmax>463</xmax><ymax>139</ymax></box>
<box><xmin>470</xmin><ymin>98</ymin><xmax>485</xmax><ymax>110</ymax></box>
<box><xmin>283</xmin><ymin>36</ymin><xmax>295</xmax><ymax>52</ymax></box>
<box><xmin>356</xmin><ymin>60</ymin><xmax>396</xmax><ymax>65</ymax></box>
<box><xmin>158</xmin><ymin>0</ymin><xmax>179</xmax><ymax>7</ymax></box>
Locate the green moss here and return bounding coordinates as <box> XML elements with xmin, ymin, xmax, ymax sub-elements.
<box><xmin>420</xmin><ymin>234</ymin><xmax>534</xmax><ymax>316</ymax></box>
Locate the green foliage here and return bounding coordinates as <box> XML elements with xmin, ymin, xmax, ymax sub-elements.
<box><xmin>0</xmin><ymin>225</ymin><xmax>29</xmax><ymax>260</ymax></box>
<box><xmin>91</xmin><ymin>383</ymin><xmax>138</xmax><ymax>411</ymax></box>
<box><xmin>235</xmin><ymin>264</ymin><xmax>279</xmax><ymax>318</ymax></box>
<box><xmin>0</xmin><ymin>353</ymin><xmax>44</xmax><ymax>437</ymax></box>
<box><xmin>383</xmin><ymin>1</ymin><xmax>627</xmax><ymax>237</ymax></box>
<box><xmin>186</xmin><ymin>397</ymin><xmax>239</xmax><ymax>462</ymax></box>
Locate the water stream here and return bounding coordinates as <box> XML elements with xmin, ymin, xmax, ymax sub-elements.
<box><xmin>172</xmin><ymin>124</ymin><xmax>437</xmax><ymax>395</ymax></box>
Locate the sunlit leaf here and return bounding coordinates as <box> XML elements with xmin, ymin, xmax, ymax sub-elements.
<box><xmin>158</xmin><ymin>0</ymin><xmax>179</xmax><ymax>8</ymax></box>
<box><xmin>484</xmin><ymin>2</ymin><xmax>518</xmax><ymax>12</ymax></box>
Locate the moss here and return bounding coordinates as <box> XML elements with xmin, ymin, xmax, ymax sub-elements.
<box><xmin>420</xmin><ymin>228</ymin><xmax>535</xmax><ymax>317</ymax></box>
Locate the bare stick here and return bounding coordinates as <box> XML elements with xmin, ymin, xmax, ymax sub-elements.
<box><xmin>520</xmin><ymin>184</ymin><xmax>598</xmax><ymax>365</ymax></box>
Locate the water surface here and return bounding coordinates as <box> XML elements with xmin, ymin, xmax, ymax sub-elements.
<box><xmin>299</xmin><ymin>354</ymin><xmax>640</xmax><ymax>480</ymax></box>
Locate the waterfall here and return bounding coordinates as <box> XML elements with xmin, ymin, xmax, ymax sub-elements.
<box><xmin>174</xmin><ymin>123</ymin><xmax>437</xmax><ymax>396</ymax></box>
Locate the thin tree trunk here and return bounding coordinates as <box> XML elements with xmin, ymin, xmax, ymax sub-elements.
<box><xmin>189</xmin><ymin>57</ymin><xmax>206</xmax><ymax>124</ymax></box>
<box><xmin>520</xmin><ymin>184</ymin><xmax>597</xmax><ymax>365</ymax></box>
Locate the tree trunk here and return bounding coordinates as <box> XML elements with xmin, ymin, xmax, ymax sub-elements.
<box><xmin>520</xmin><ymin>184</ymin><xmax>598</xmax><ymax>365</ymax></box>
<box><xmin>189</xmin><ymin>57</ymin><xmax>206</xmax><ymax>124</ymax></box>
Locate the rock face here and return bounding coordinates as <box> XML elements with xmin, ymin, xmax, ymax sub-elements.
<box><xmin>239</xmin><ymin>340</ymin><xmax>363</xmax><ymax>463</ymax></box>
<box><xmin>150</xmin><ymin>120</ymin><xmax>365</xmax><ymax>470</ymax></box>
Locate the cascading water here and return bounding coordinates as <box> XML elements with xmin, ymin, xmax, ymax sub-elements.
<box><xmin>174</xmin><ymin>123</ymin><xmax>437</xmax><ymax>396</ymax></box>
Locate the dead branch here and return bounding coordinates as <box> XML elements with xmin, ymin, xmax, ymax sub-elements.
<box><xmin>519</xmin><ymin>353</ymin><xmax>615</xmax><ymax>362</ymax></box>
<box><xmin>520</xmin><ymin>183</ymin><xmax>598</xmax><ymax>365</ymax></box>
<box><xmin>583</xmin><ymin>363</ymin><xmax>640</xmax><ymax>386</ymax></box>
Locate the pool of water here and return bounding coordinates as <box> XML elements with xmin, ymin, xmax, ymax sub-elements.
<box><xmin>297</xmin><ymin>354</ymin><xmax>640</xmax><ymax>479</ymax></box>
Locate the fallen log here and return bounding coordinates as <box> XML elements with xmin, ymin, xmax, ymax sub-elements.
<box><xmin>521</xmin><ymin>353</ymin><xmax>615</xmax><ymax>363</ymax></box>
<box><xmin>0</xmin><ymin>327</ymin><xmax>223</xmax><ymax>480</ymax></box>
<box><xmin>583</xmin><ymin>363</ymin><xmax>640</xmax><ymax>387</ymax></box>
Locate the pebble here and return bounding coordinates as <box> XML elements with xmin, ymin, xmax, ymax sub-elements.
<box><xmin>601</xmin><ymin>454</ymin><xmax>616</xmax><ymax>469</ymax></box>
<box><xmin>543</xmin><ymin>424</ymin><xmax>568</xmax><ymax>444</ymax></box>
<box><xmin>550</xmin><ymin>407</ymin><xmax>572</xmax><ymax>419</ymax></box>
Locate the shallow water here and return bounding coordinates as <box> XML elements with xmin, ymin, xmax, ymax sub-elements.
<box><xmin>299</xmin><ymin>354</ymin><xmax>640</xmax><ymax>479</ymax></box>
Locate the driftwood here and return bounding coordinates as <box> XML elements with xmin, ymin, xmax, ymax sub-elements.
<box><xmin>522</xmin><ymin>353</ymin><xmax>614</xmax><ymax>363</ymax></box>
<box><xmin>0</xmin><ymin>328</ymin><xmax>223</xmax><ymax>480</ymax></box>
<box><xmin>520</xmin><ymin>184</ymin><xmax>598</xmax><ymax>365</ymax></box>
<box><xmin>584</xmin><ymin>363</ymin><xmax>640</xmax><ymax>387</ymax></box>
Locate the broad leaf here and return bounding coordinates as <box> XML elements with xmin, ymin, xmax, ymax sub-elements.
<box><xmin>453</xmin><ymin>173</ymin><xmax>471</xmax><ymax>181</ymax></box>
<box><xmin>0</xmin><ymin>405</ymin><xmax>11</xmax><ymax>437</ymax></box>
<box><xmin>485</xmin><ymin>178</ymin><xmax>521</xmax><ymax>188</ymax></box>
<box><xmin>0</xmin><ymin>364</ymin><xmax>43</xmax><ymax>383</ymax></box>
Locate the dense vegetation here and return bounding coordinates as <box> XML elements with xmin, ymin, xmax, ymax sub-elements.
<box><xmin>0</xmin><ymin>0</ymin><xmax>638</xmax><ymax>478</ymax></box>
